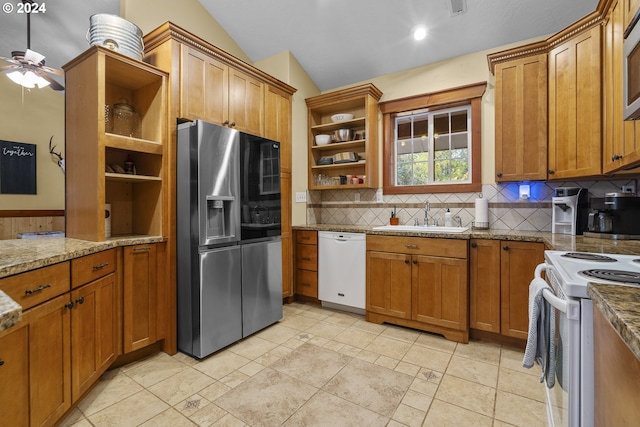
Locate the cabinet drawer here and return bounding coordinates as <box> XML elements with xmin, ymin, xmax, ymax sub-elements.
<box><xmin>296</xmin><ymin>244</ymin><xmax>318</xmax><ymax>270</ymax></box>
<box><xmin>71</xmin><ymin>249</ymin><xmax>117</xmax><ymax>289</ymax></box>
<box><xmin>296</xmin><ymin>269</ymin><xmax>318</xmax><ymax>298</ymax></box>
<box><xmin>367</xmin><ymin>235</ymin><xmax>467</xmax><ymax>259</ymax></box>
<box><xmin>296</xmin><ymin>230</ymin><xmax>317</xmax><ymax>245</ymax></box>
<box><xmin>0</xmin><ymin>262</ymin><xmax>70</xmax><ymax>310</ymax></box>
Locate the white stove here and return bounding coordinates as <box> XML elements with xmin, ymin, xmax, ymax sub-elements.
<box><xmin>532</xmin><ymin>250</ymin><xmax>640</xmax><ymax>427</ymax></box>
<box><xmin>544</xmin><ymin>250</ymin><xmax>640</xmax><ymax>298</ymax></box>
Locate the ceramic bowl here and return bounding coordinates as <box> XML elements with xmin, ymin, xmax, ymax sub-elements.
<box><xmin>315</xmin><ymin>134</ymin><xmax>332</xmax><ymax>145</ymax></box>
<box><xmin>331</xmin><ymin>113</ymin><xmax>354</xmax><ymax>123</ymax></box>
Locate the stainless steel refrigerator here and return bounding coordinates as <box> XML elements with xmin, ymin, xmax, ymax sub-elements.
<box><xmin>176</xmin><ymin>120</ymin><xmax>283</xmax><ymax>359</ymax></box>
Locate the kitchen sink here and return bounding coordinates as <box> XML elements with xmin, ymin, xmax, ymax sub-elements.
<box><xmin>372</xmin><ymin>225</ymin><xmax>469</xmax><ymax>233</ymax></box>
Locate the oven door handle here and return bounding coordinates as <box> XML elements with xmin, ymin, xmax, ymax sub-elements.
<box><xmin>541</xmin><ymin>285</ymin><xmax>567</xmax><ymax>314</ymax></box>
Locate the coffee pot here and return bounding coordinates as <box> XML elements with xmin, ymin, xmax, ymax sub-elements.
<box><xmin>586</xmin><ymin>192</ymin><xmax>640</xmax><ymax>238</ymax></box>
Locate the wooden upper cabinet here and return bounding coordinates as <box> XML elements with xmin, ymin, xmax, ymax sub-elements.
<box><xmin>604</xmin><ymin>0</ymin><xmax>640</xmax><ymax>173</ymax></box>
<box><xmin>265</xmin><ymin>84</ymin><xmax>293</xmax><ymax>173</ymax></box>
<box><xmin>228</xmin><ymin>68</ymin><xmax>264</xmax><ymax>136</ymax></box>
<box><xmin>623</xmin><ymin>0</ymin><xmax>640</xmax><ymax>31</ymax></box>
<box><xmin>180</xmin><ymin>45</ymin><xmax>229</xmax><ymax>126</ymax></box>
<box><xmin>494</xmin><ymin>54</ymin><xmax>548</xmax><ymax>181</ymax></box>
<box><xmin>548</xmin><ymin>24</ymin><xmax>602</xmax><ymax>179</ymax></box>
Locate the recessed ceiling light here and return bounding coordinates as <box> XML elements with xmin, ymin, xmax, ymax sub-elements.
<box><xmin>413</xmin><ymin>26</ymin><xmax>427</xmax><ymax>41</ymax></box>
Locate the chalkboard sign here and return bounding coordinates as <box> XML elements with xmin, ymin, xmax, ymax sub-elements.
<box><xmin>0</xmin><ymin>140</ymin><xmax>36</xmax><ymax>194</ymax></box>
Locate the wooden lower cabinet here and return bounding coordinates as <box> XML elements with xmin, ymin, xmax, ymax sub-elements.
<box><xmin>469</xmin><ymin>239</ymin><xmax>544</xmax><ymax>341</ymax></box>
<box><xmin>366</xmin><ymin>236</ymin><xmax>468</xmax><ymax>343</ymax></box>
<box><xmin>295</xmin><ymin>231</ymin><xmax>318</xmax><ymax>299</ymax></box>
<box><xmin>0</xmin><ymin>323</ymin><xmax>29</xmax><ymax>427</ymax></box>
<box><xmin>123</xmin><ymin>244</ymin><xmax>158</xmax><ymax>353</ymax></box>
<box><xmin>593</xmin><ymin>307</ymin><xmax>640</xmax><ymax>425</ymax></box>
<box><xmin>70</xmin><ymin>273</ymin><xmax>118</xmax><ymax>402</ymax></box>
<box><xmin>27</xmin><ymin>294</ymin><xmax>72</xmax><ymax>427</ymax></box>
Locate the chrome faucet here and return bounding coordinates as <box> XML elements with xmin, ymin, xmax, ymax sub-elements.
<box><xmin>453</xmin><ymin>215</ymin><xmax>462</xmax><ymax>228</ymax></box>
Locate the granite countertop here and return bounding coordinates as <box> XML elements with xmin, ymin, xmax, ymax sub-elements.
<box><xmin>588</xmin><ymin>284</ymin><xmax>640</xmax><ymax>361</ymax></box>
<box><xmin>0</xmin><ymin>235</ymin><xmax>164</xmax><ymax>333</ymax></box>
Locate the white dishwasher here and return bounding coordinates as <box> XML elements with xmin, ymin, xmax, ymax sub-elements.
<box><xmin>318</xmin><ymin>231</ymin><xmax>366</xmax><ymax>312</ymax></box>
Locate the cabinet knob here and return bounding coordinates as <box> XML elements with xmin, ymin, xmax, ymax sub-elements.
<box><xmin>223</xmin><ymin>120</ymin><xmax>229</xmax><ymax>125</ymax></box>
<box><xmin>471</xmin><ymin>242</ymin><xmax>477</xmax><ymax>248</ymax></box>
<box><xmin>0</xmin><ymin>359</ymin><xmax>4</xmax><ymax>366</ymax></box>
<box><xmin>496</xmin><ymin>172</ymin><xmax>503</xmax><ymax>178</ymax></box>
<box><xmin>548</xmin><ymin>169</ymin><xmax>554</xmax><ymax>175</ymax></box>
<box><xmin>75</xmin><ymin>296</ymin><xmax>85</xmax><ymax>305</ymax></box>
<box><xmin>503</xmin><ymin>245</ymin><xmax>509</xmax><ymax>251</ymax></box>
<box><xmin>413</xmin><ymin>259</ymin><xmax>418</xmax><ymax>264</ymax></box>
<box><xmin>404</xmin><ymin>259</ymin><xmax>410</xmax><ymax>264</ymax></box>
<box><xmin>65</xmin><ymin>301</ymin><xmax>74</xmax><ymax>310</ymax></box>
<box><xmin>612</xmin><ymin>154</ymin><xmax>623</xmax><ymax>161</ymax></box>
<box><xmin>230</xmin><ymin>122</ymin><xmax>236</xmax><ymax>127</ymax></box>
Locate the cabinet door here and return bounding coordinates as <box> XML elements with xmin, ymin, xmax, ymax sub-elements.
<box><xmin>603</xmin><ymin>1</ymin><xmax>640</xmax><ymax>172</ymax></box>
<box><xmin>500</xmin><ymin>241</ymin><xmax>544</xmax><ymax>339</ymax></box>
<box><xmin>494</xmin><ymin>54</ymin><xmax>547</xmax><ymax>181</ymax></box>
<box><xmin>469</xmin><ymin>239</ymin><xmax>501</xmax><ymax>333</ymax></box>
<box><xmin>229</xmin><ymin>67</ymin><xmax>264</xmax><ymax>136</ymax></box>
<box><xmin>265</xmin><ymin>85</ymin><xmax>292</xmax><ymax>173</ymax></box>
<box><xmin>70</xmin><ymin>273</ymin><xmax>118</xmax><ymax>402</ymax></box>
<box><xmin>28</xmin><ymin>294</ymin><xmax>72</xmax><ymax>427</ymax></box>
<box><xmin>623</xmin><ymin>0</ymin><xmax>640</xmax><ymax>31</ymax></box>
<box><xmin>0</xmin><ymin>324</ymin><xmax>29</xmax><ymax>427</ymax></box>
<box><xmin>123</xmin><ymin>244</ymin><xmax>157</xmax><ymax>353</ymax></box>
<box><xmin>180</xmin><ymin>45</ymin><xmax>229</xmax><ymax>124</ymax></box>
<box><xmin>548</xmin><ymin>25</ymin><xmax>602</xmax><ymax>179</ymax></box>
<box><xmin>412</xmin><ymin>255</ymin><xmax>468</xmax><ymax>331</ymax></box>
<box><xmin>366</xmin><ymin>251</ymin><xmax>412</xmax><ymax>319</ymax></box>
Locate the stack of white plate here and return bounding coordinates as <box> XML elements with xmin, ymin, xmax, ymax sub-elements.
<box><xmin>88</xmin><ymin>14</ymin><xmax>144</xmax><ymax>61</ymax></box>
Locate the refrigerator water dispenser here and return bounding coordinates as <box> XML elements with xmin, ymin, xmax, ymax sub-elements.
<box><xmin>206</xmin><ymin>196</ymin><xmax>234</xmax><ymax>239</ymax></box>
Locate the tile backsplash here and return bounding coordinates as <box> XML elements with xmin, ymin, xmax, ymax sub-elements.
<box><xmin>306</xmin><ymin>179</ymin><xmax>639</xmax><ymax>232</ymax></box>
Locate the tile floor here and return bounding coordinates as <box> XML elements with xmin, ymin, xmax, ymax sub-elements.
<box><xmin>59</xmin><ymin>302</ymin><xmax>548</xmax><ymax>427</ymax></box>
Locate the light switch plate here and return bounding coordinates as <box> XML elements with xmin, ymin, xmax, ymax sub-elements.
<box><xmin>295</xmin><ymin>192</ymin><xmax>307</xmax><ymax>203</ymax></box>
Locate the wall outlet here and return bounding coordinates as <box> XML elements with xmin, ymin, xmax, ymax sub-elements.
<box><xmin>622</xmin><ymin>184</ymin><xmax>636</xmax><ymax>193</ymax></box>
<box><xmin>376</xmin><ymin>188</ymin><xmax>384</xmax><ymax>203</ymax></box>
<box><xmin>354</xmin><ymin>193</ymin><xmax>360</xmax><ymax>202</ymax></box>
<box><xmin>295</xmin><ymin>192</ymin><xmax>307</xmax><ymax>203</ymax></box>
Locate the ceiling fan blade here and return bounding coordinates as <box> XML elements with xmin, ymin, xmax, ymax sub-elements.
<box><xmin>0</xmin><ymin>56</ymin><xmax>21</xmax><ymax>66</ymax></box>
<box><xmin>0</xmin><ymin>64</ymin><xmax>21</xmax><ymax>73</ymax></box>
<box><xmin>36</xmin><ymin>71</ymin><xmax>64</xmax><ymax>91</ymax></box>
<box><xmin>40</xmin><ymin>65</ymin><xmax>63</xmax><ymax>76</ymax></box>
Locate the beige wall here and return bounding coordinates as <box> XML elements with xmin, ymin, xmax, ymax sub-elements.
<box><xmin>121</xmin><ymin>0</ymin><xmax>250</xmax><ymax>63</ymax></box>
<box><xmin>0</xmin><ymin>76</ymin><xmax>65</xmax><ymax>209</ymax></box>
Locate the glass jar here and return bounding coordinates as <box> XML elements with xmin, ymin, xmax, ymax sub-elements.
<box><xmin>112</xmin><ymin>98</ymin><xmax>139</xmax><ymax>137</ymax></box>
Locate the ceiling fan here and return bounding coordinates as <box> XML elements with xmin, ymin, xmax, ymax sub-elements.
<box><xmin>0</xmin><ymin>0</ymin><xmax>64</xmax><ymax>91</ymax></box>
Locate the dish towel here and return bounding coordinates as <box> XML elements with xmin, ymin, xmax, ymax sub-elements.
<box><xmin>522</xmin><ymin>277</ymin><xmax>557</xmax><ymax>388</ymax></box>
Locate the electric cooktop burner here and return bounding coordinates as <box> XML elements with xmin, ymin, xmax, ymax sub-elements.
<box><xmin>579</xmin><ymin>269</ymin><xmax>640</xmax><ymax>284</ymax></box>
<box><xmin>561</xmin><ymin>252</ymin><xmax>617</xmax><ymax>262</ymax></box>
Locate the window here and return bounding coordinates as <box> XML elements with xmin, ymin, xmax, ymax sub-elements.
<box><xmin>381</xmin><ymin>82</ymin><xmax>486</xmax><ymax>194</ymax></box>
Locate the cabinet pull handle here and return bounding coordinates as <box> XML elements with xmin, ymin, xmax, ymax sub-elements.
<box><xmin>133</xmin><ymin>247</ymin><xmax>151</xmax><ymax>252</ymax></box>
<box><xmin>93</xmin><ymin>262</ymin><xmax>109</xmax><ymax>270</ymax></box>
<box><xmin>413</xmin><ymin>259</ymin><xmax>418</xmax><ymax>264</ymax></box>
<box><xmin>300</xmin><ymin>236</ymin><xmax>310</xmax><ymax>240</ymax></box>
<box><xmin>405</xmin><ymin>244</ymin><xmax>418</xmax><ymax>249</ymax></box>
<box><xmin>65</xmin><ymin>301</ymin><xmax>74</xmax><ymax>310</ymax></box>
<box><xmin>76</xmin><ymin>297</ymin><xmax>85</xmax><ymax>305</ymax></box>
<box><xmin>503</xmin><ymin>245</ymin><xmax>509</xmax><ymax>251</ymax></box>
<box><xmin>471</xmin><ymin>242</ymin><xmax>477</xmax><ymax>248</ymax></box>
<box><xmin>300</xmin><ymin>257</ymin><xmax>311</xmax><ymax>261</ymax></box>
<box><xmin>300</xmin><ymin>282</ymin><xmax>311</xmax><ymax>287</ymax></box>
<box><xmin>24</xmin><ymin>284</ymin><xmax>51</xmax><ymax>295</ymax></box>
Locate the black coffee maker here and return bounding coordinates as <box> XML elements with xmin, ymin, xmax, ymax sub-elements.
<box><xmin>586</xmin><ymin>192</ymin><xmax>640</xmax><ymax>239</ymax></box>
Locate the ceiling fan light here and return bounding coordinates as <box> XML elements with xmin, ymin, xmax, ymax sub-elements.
<box><xmin>5</xmin><ymin>69</ymin><xmax>50</xmax><ymax>89</ymax></box>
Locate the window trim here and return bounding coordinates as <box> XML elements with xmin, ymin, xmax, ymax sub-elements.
<box><xmin>381</xmin><ymin>82</ymin><xmax>486</xmax><ymax>194</ymax></box>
